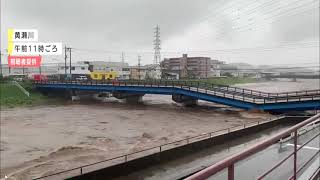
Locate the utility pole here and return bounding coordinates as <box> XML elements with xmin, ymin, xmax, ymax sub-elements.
<box><xmin>5</xmin><ymin>49</ymin><xmax>10</xmax><ymax>75</ymax></box>
<box><xmin>64</xmin><ymin>45</ymin><xmax>67</xmax><ymax>76</ymax></box>
<box><xmin>38</xmin><ymin>54</ymin><xmax>41</xmax><ymax>75</ymax></box>
<box><xmin>153</xmin><ymin>25</ymin><xmax>161</xmax><ymax>65</ymax></box>
<box><xmin>0</xmin><ymin>49</ymin><xmax>8</xmax><ymax>76</ymax></box>
<box><xmin>206</xmin><ymin>59</ymin><xmax>208</xmax><ymax>78</ymax></box>
<box><xmin>0</xmin><ymin>5</ymin><xmax>2</xmax><ymax>76</ymax></box>
<box><xmin>64</xmin><ymin>46</ymin><xmax>72</xmax><ymax>79</ymax></box>
<box><xmin>69</xmin><ymin>47</ymin><xmax>72</xmax><ymax>76</ymax></box>
<box><xmin>0</xmin><ymin>50</ymin><xmax>2</xmax><ymax>76</ymax></box>
<box><xmin>138</xmin><ymin>55</ymin><xmax>141</xmax><ymax>80</ymax></box>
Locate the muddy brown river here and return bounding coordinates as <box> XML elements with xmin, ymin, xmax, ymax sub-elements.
<box><xmin>0</xmin><ymin>79</ymin><xmax>319</xmax><ymax>179</ymax></box>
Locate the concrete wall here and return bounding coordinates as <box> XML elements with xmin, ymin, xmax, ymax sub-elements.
<box><xmin>70</xmin><ymin>116</ymin><xmax>310</xmax><ymax>180</ymax></box>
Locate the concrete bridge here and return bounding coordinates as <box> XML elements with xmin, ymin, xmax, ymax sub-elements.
<box><xmin>33</xmin><ymin>80</ymin><xmax>320</xmax><ymax>112</ymax></box>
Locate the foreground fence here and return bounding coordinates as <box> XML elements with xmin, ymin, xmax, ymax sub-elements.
<box><xmin>186</xmin><ymin>114</ymin><xmax>320</xmax><ymax>180</ymax></box>
<box><xmin>11</xmin><ymin>81</ymin><xmax>30</xmax><ymax>97</ymax></box>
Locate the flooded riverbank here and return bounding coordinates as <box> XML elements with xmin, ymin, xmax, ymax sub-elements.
<box><xmin>0</xmin><ymin>79</ymin><xmax>318</xmax><ymax>179</ymax></box>
<box><xmin>1</xmin><ymin>101</ymin><xmax>273</xmax><ymax>179</ymax></box>
<box><xmin>235</xmin><ymin>79</ymin><xmax>319</xmax><ymax>92</ymax></box>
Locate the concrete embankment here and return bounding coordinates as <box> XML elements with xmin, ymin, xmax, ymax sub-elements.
<box><xmin>70</xmin><ymin>116</ymin><xmax>310</xmax><ymax>180</ymax></box>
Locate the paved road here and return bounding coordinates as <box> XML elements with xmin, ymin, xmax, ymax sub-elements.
<box><xmin>210</xmin><ymin>127</ymin><xmax>320</xmax><ymax>180</ymax></box>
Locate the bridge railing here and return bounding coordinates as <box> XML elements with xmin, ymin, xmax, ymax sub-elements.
<box><xmin>32</xmin><ymin>116</ymin><xmax>287</xmax><ymax>180</ymax></box>
<box><xmin>33</xmin><ymin>80</ymin><xmax>320</xmax><ymax>104</ymax></box>
<box><xmin>185</xmin><ymin>114</ymin><xmax>320</xmax><ymax>180</ymax></box>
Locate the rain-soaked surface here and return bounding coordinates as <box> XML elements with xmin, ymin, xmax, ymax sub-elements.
<box><xmin>0</xmin><ymin>79</ymin><xmax>319</xmax><ymax>179</ymax></box>
<box><xmin>113</xmin><ymin>121</ymin><xmax>319</xmax><ymax>180</ymax></box>
<box><xmin>114</xmin><ymin>123</ymin><xmax>293</xmax><ymax>180</ymax></box>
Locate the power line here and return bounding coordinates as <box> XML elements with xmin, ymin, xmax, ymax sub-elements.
<box><xmin>230</xmin><ymin>3</ymin><xmax>318</xmax><ymax>36</ymax></box>
<box><xmin>193</xmin><ymin>0</ymin><xmax>319</xmax><ymax>40</ymax></box>
<box><xmin>208</xmin><ymin>0</ymin><xmax>280</xmax><ymax>29</ymax></box>
<box><xmin>230</xmin><ymin>1</ymin><xmax>318</xmax><ymax>32</ymax></box>
<box><xmin>71</xmin><ymin>41</ymin><xmax>319</xmax><ymax>55</ymax></box>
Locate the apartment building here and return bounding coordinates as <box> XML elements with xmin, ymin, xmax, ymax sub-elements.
<box><xmin>161</xmin><ymin>54</ymin><xmax>222</xmax><ymax>79</ymax></box>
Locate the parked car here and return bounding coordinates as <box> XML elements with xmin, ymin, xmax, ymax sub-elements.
<box><xmin>32</xmin><ymin>74</ymin><xmax>48</xmax><ymax>82</ymax></box>
<box><xmin>10</xmin><ymin>75</ymin><xmax>27</xmax><ymax>81</ymax></box>
<box><xmin>13</xmin><ymin>77</ymin><xmax>24</xmax><ymax>81</ymax></box>
<box><xmin>76</xmin><ymin>76</ymin><xmax>88</xmax><ymax>81</ymax></box>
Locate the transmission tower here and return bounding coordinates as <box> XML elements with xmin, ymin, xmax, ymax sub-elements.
<box><xmin>153</xmin><ymin>25</ymin><xmax>161</xmax><ymax>64</ymax></box>
<box><xmin>121</xmin><ymin>52</ymin><xmax>125</xmax><ymax>65</ymax></box>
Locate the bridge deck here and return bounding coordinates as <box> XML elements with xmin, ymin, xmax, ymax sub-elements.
<box><xmin>33</xmin><ymin>80</ymin><xmax>320</xmax><ymax>112</ymax></box>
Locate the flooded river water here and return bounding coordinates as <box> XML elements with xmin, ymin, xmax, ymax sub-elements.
<box><xmin>0</xmin><ymin>79</ymin><xmax>319</xmax><ymax>179</ymax></box>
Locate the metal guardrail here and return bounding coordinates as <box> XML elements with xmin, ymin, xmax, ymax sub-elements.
<box><xmin>280</xmin><ymin>118</ymin><xmax>320</xmax><ymax>143</ymax></box>
<box><xmin>32</xmin><ymin>116</ymin><xmax>286</xmax><ymax>180</ymax></box>
<box><xmin>33</xmin><ymin>80</ymin><xmax>320</xmax><ymax>104</ymax></box>
<box><xmin>186</xmin><ymin>114</ymin><xmax>320</xmax><ymax>180</ymax></box>
<box><xmin>11</xmin><ymin>81</ymin><xmax>30</xmax><ymax>97</ymax></box>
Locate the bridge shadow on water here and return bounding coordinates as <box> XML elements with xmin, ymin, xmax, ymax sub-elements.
<box><xmin>68</xmin><ymin>94</ymin><xmax>245</xmax><ymax>116</ymax></box>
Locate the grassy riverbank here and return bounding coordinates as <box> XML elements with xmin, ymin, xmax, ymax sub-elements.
<box><xmin>0</xmin><ymin>81</ymin><xmax>61</xmax><ymax>108</ymax></box>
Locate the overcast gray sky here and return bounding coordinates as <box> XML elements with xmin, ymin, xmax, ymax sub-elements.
<box><xmin>1</xmin><ymin>0</ymin><xmax>319</xmax><ymax>66</ymax></box>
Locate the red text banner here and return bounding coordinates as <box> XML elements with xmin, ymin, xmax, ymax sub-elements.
<box><xmin>8</xmin><ymin>55</ymin><xmax>42</xmax><ymax>67</ymax></box>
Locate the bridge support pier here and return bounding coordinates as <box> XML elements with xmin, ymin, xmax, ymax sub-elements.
<box><xmin>172</xmin><ymin>94</ymin><xmax>198</xmax><ymax>106</ymax></box>
<box><xmin>112</xmin><ymin>92</ymin><xmax>145</xmax><ymax>103</ymax></box>
<box><xmin>71</xmin><ymin>95</ymin><xmax>80</xmax><ymax>101</ymax></box>
<box><xmin>64</xmin><ymin>89</ymin><xmax>80</xmax><ymax>101</ymax></box>
<box><xmin>125</xmin><ymin>95</ymin><xmax>143</xmax><ymax>103</ymax></box>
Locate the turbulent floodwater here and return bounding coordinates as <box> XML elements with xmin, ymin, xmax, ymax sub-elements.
<box><xmin>235</xmin><ymin>79</ymin><xmax>319</xmax><ymax>92</ymax></box>
<box><xmin>0</xmin><ymin>79</ymin><xmax>318</xmax><ymax>179</ymax></box>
